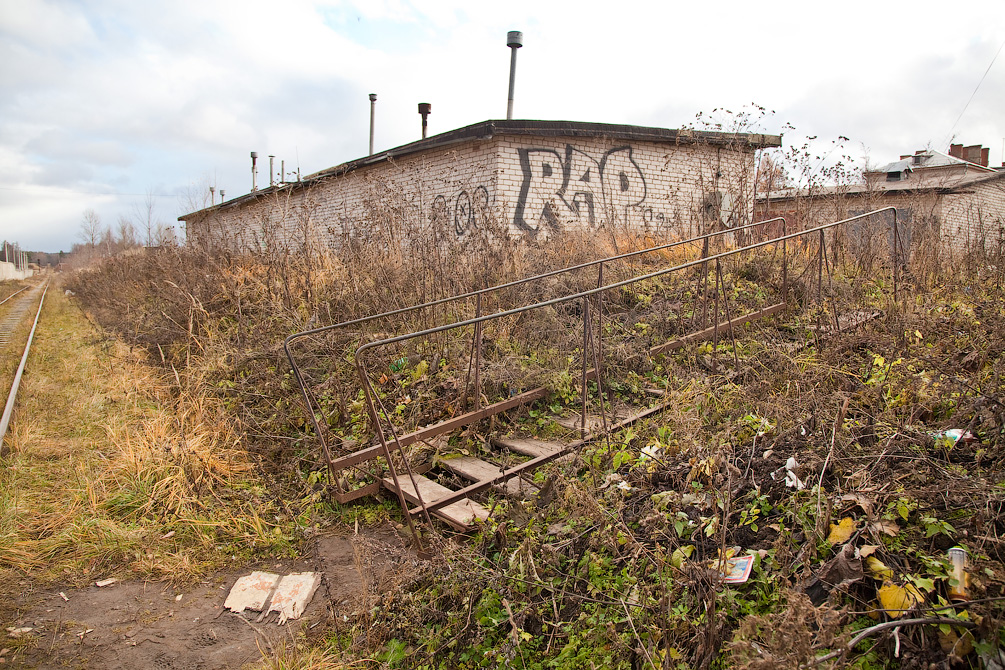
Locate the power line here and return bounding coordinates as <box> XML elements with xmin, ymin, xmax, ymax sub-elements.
<box><xmin>944</xmin><ymin>37</ymin><xmax>1005</xmax><ymax>148</ymax></box>
<box><xmin>0</xmin><ymin>186</ymin><xmax>184</xmax><ymax>197</ymax></box>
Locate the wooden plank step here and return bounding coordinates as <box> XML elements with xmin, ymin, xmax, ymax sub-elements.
<box><xmin>382</xmin><ymin>473</ymin><xmax>489</xmax><ymax>531</ymax></box>
<box><xmin>492</xmin><ymin>436</ymin><xmax>566</xmax><ymax>458</ymax></box>
<box><xmin>438</xmin><ymin>456</ymin><xmax>538</xmax><ymax>497</ymax></box>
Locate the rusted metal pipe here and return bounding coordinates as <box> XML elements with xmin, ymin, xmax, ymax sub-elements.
<box><xmin>506</xmin><ymin>31</ymin><xmax>522</xmax><ymax>120</ymax></box>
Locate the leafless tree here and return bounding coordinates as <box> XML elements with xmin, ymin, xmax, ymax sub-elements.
<box><xmin>133</xmin><ymin>189</ymin><xmax>161</xmax><ymax>246</ymax></box>
<box><xmin>79</xmin><ymin>208</ymin><xmax>102</xmax><ymax>248</ymax></box>
<box><xmin>116</xmin><ymin>215</ymin><xmax>138</xmax><ymax>249</ymax></box>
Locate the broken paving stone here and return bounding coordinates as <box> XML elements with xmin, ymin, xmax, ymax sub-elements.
<box><xmin>268</xmin><ymin>572</ymin><xmax>321</xmax><ymax>624</ymax></box>
<box><xmin>224</xmin><ymin>571</ymin><xmax>281</xmax><ymax>614</ymax></box>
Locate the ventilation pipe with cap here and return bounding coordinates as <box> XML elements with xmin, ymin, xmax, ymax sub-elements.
<box><xmin>418</xmin><ymin>102</ymin><xmax>431</xmax><ymax>139</ymax></box>
<box><xmin>220</xmin><ymin>189</ymin><xmax>225</xmax><ymax>203</ymax></box>
<box><xmin>209</xmin><ymin>186</ymin><xmax>215</xmax><ymax>205</ymax></box>
<box><xmin>369</xmin><ymin>93</ymin><xmax>377</xmax><ymax>156</ymax></box>
<box><xmin>250</xmin><ymin>152</ymin><xmax>258</xmax><ymax>191</ymax></box>
<box><xmin>506</xmin><ymin>30</ymin><xmax>523</xmax><ymax>120</ymax></box>
<box><xmin>269</xmin><ymin>155</ymin><xmax>275</xmax><ymax>187</ymax></box>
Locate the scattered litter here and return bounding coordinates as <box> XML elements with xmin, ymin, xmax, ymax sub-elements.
<box><xmin>932</xmin><ymin>428</ymin><xmax>976</xmax><ymax>446</ymax></box>
<box><xmin>598</xmin><ymin>473</ymin><xmax>624</xmax><ymax>490</ymax></box>
<box><xmin>94</xmin><ymin>578</ymin><xmax>118</xmax><ymax>587</ymax></box>
<box><xmin>639</xmin><ymin>443</ymin><xmax>661</xmax><ymax>462</ymax></box>
<box><xmin>59</xmin><ymin>592</ymin><xmax>68</xmax><ymax>602</ymax></box>
<box><xmin>947</xmin><ymin>546</ymin><xmax>969</xmax><ymax>602</ymax></box>
<box><xmin>175</xmin><ymin>594</ymin><xmax>183</xmax><ymax>602</ymax></box>
<box><xmin>267</xmin><ymin>572</ymin><xmax>322</xmax><ymax>624</ymax></box>
<box><xmin>720</xmin><ymin>555</ymin><xmax>755</xmax><ymax>584</ymax></box>
<box><xmin>224</xmin><ymin>571</ymin><xmax>281</xmax><ymax>614</ymax></box>
<box><xmin>784</xmin><ymin>456</ymin><xmax>805</xmax><ymax>489</ymax></box>
<box><xmin>5</xmin><ymin>627</ymin><xmax>32</xmax><ymax>638</ymax></box>
<box><xmin>160</xmin><ymin>530</ymin><xmax>175</xmax><ymax>540</ymax></box>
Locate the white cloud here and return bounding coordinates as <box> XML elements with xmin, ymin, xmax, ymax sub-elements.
<box><xmin>1</xmin><ymin>0</ymin><xmax>1003</xmax><ymax>250</ymax></box>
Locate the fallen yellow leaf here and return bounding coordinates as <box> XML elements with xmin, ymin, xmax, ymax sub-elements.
<box><xmin>866</xmin><ymin>556</ymin><xmax>894</xmax><ymax>580</ymax></box>
<box><xmin>877</xmin><ymin>581</ymin><xmax>923</xmax><ymax>618</ymax></box>
<box><xmin>827</xmin><ymin>517</ymin><xmax>857</xmax><ymax>545</ymax></box>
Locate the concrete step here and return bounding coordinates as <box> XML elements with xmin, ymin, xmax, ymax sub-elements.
<box><xmin>438</xmin><ymin>455</ymin><xmax>538</xmax><ymax>497</ymax></box>
<box><xmin>384</xmin><ymin>473</ymin><xmax>490</xmax><ymax>531</ymax></box>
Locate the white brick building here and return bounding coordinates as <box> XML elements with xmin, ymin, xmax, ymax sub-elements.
<box><xmin>755</xmin><ymin>146</ymin><xmax>1005</xmax><ymax>254</ymax></box>
<box><xmin>181</xmin><ymin>120</ymin><xmax>780</xmax><ymax>251</ymax></box>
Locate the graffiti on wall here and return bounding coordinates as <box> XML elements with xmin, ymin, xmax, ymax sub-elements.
<box><xmin>514</xmin><ymin>144</ymin><xmax>651</xmax><ymax>233</ymax></box>
<box><xmin>432</xmin><ymin>185</ymin><xmax>490</xmax><ymax>236</ymax></box>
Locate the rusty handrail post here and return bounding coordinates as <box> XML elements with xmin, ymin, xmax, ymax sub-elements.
<box><xmin>596</xmin><ymin>262</ymin><xmax>605</xmax><ymax>406</ymax></box>
<box><xmin>355</xmin><ymin>355</ymin><xmax>429</xmax><ymax>550</ymax></box>
<box><xmin>896</xmin><ymin>209</ymin><xmax>904</xmax><ymax>303</ymax></box>
<box><xmin>712</xmin><ymin>258</ymin><xmax>721</xmax><ymax>373</ymax></box>
<box><xmin>474</xmin><ymin>293</ymin><xmax>483</xmax><ymax>411</ymax></box>
<box><xmin>782</xmin><ymin>217</ymin><xmax>788</xmax><ymax>304</ymax></box>
<box><xmin>580</xmin><ymin>296</ymin><xmax>590</xmax><ymax>437</ymax></box>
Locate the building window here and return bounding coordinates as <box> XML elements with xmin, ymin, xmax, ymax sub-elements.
<box><xmin>886</xmin><ymin>171</ymin><xmax>902</xmax><ymax>182</ymax></box>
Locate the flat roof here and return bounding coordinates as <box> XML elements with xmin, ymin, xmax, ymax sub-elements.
<box><xmin>181</xmin><ymin>119</ymin><xmax>781</xmax><ymax>220</ymax></box>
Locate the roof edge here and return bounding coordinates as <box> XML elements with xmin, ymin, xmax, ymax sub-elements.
<box><xmin>180</xmin><ymin>119</ymin><xmax>781</xmax><ymax>220</ymax></box>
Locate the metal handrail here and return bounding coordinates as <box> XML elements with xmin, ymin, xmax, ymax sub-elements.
<box><xmin>353</xmin><ymin>208</ymin><xmax>898</xmax><ymax>523</ymax></box>
<box><xmin>284</xmin><ymin>216</ymin><xmax>786</xmax><ymax>472</ymax></box>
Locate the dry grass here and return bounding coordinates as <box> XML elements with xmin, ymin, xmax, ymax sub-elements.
<box><xmin>0</xmin><ymin>286</ymin><xmax>293</xmax><ymax>594</ymax></box>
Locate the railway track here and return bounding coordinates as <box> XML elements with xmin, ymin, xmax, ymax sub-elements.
<box><xmin>0</xmin><ymin>280</ymin><xmax>48</xmax><ymax>449</ymax></box>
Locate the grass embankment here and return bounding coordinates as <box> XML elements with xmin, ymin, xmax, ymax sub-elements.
<box><xmin>0</xmin><ymin>286</ymin><xmax>295</xmax><ymax>604</ymax></box>
<box><xmin>46</xmin><ymin>241</ymin><xmax>1005</xmax><ymax>668</ymax></box>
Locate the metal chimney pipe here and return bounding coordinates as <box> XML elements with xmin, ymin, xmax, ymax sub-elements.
<box><xmin>418</xmin><ymin>102</ymin><xmax>431</xmax><ymax>139</ymax></box>
<box><xmin>220</xmin><ymin>189</ymin><xmax>225</xmax><ymax>203</ymax></box>
<box><xmin>209</xmin><ymin>185</ymin><xmax>215</xmax><ymax>206</ymax></box>
<box><xmin>268</xmin><ymin>155</ymin><xmax>275</xmax><ymax>187</ymax></box>
<box><xmin>281</xmin><ymin>160</ymin><xmax>285</xmax><ymax>184</ymax></box>
<box><xmin>506</xmin><ymin>30</ymin><xmax>523</xmax><ymax>120</ymax></box>
<box><xmin>250</xmin><ymin>151</ymin><xmax>258</xmax><ymax>191</ymax></box>
<box><xmin>369</xmin><ymin>93</ymin><xmax>377</xmax><ymax>155</ymax></box>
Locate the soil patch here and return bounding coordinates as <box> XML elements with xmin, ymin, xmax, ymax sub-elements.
<box><xmin>9</xmin><ymin>526</ymin><xmax>411</xmax><ymax>669</ymax></box>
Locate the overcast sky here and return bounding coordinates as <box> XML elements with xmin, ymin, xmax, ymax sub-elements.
<box><xmin>2</xmin><ymin>0</ymin><xmax>1003</xmax><ymax>252</ymax></box>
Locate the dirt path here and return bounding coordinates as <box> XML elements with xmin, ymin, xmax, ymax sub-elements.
<box><xmin>10</xmin><ymin>527</ymin><xmax>411</xmax><ymax>669</ymax></box>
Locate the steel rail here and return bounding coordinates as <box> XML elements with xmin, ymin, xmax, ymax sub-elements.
<box><xmin>353</xmin><ymin>208</ymin><xmax>898</xmax><ymax>527</ymax></box>
<box><xmin>0</xmin><ymin>281</ymin><xmax>48</xmax><ymax>450</ymax></box>
<box><xmin>284</xmin><ymin>217</ymin><xmax>786</xmax><ymax>473</ymax></box>
<box><xmin>0</xmin><ymin>285</ymin><xmax>29</xmax><ymax>307</ymax></box>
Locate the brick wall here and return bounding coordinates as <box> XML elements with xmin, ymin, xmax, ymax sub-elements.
<box><xmin>185</xmin><ymin>133</ymin><xmax>758</xmax><ymax>251</ymax></box>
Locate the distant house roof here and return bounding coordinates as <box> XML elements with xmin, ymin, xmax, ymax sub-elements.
<box><xmin>180</xmin><ymin>119</ymin><xmax>781</xmax><ymax>220</ymax></box>
<box><xmin>759</xmin><ymin>147</ymin><xmax>1004</xmax><ymax>203</ymax></box>
<box><xmin>758</xmin><ymin>167</ymin><xmax>1005</xmax><ymax>201</ymax></box>
<box><xmin>868</xmin><ymin>149</ymin><xmax>984</xmax><ymax>175</ymax></box>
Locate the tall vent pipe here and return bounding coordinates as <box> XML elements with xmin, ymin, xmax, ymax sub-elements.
<box><xmin>506</xmin><ymin>30</ymin><xmax>523</xmax><ymax>120</ymax></box>
<box><xmin>250</xmin><ymin>151</ymin><xmax>258</xmax><ymax>191</ymax></box>
<box><xmin>418</xmin><ymin>102</ymin><xmax>431</xmax><ymax>139</ymax></box>
<box><xmin>369</xmin><ymin>93</ymin><xmax>377</xmax><ymax>155</ymax></box>
<box><xmin>268</xmin><ymin>155</ymin><xmax>275</xmax><ymax>187</ymax></box>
